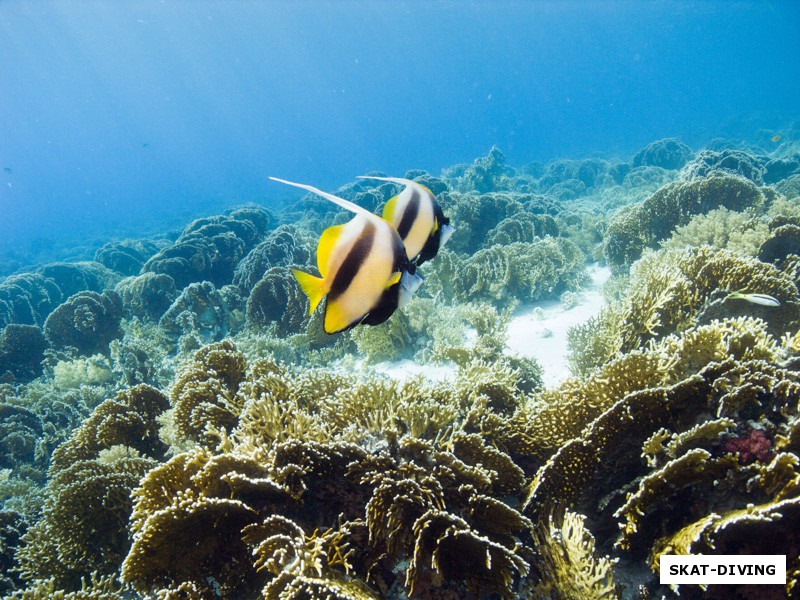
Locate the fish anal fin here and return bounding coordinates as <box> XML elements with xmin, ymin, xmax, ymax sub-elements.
<box><xmin>317</xmin><ymin>223</ymin><xmax>345</xmax><ymax>276</ymax></box>
<box><xmin>323</xmin><ymin>300</ymin><xmax>352</xmax><ymax>334</ymax></box>
<box><xmin>292</xmin><ymin>269</ymin><xmax>326</xmax><ymax>314</ymax></box>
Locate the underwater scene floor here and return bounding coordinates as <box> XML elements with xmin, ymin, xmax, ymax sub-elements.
<box><xmin>2</xmin><ymin>135</ymin><xmax>800</xmax><ymax>598</ymax></box>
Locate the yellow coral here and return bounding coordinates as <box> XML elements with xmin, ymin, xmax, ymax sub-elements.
<box><xmin>530</xmin><ymin>509</ymin><xmax>618</xmax><ymax>600</ymax></box>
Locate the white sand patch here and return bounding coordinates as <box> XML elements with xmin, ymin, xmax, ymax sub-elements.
<box><xmin>367</xmin><ymin>263</ymin><xmax>611</xmax><ymax>388</ymax></box>
<box><xmin>369</xmin><ymin>360</ymin><xmax>456</xmax><ymax>383</ymax></box>
<box><xmin>507</xmin><ymin>263</ymin><xmax>610</xmax><ymax>388</ymax></box>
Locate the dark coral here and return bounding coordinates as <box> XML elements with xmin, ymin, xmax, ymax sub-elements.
<box><xmin>764</xmin><ymin>156</ymin><xmax>800</xmax><ymax>184</ymax></box>
<box><xmin>43</xmin><ymin>290</ymin><xmax>123</xmax><ymax>355</ymax></box>
<box><xmin>159</xmin><ymin>281</ymin><xmax>241</xmax><ymax>341</ymax></box>
<box><xmin>94</xmin><ymin>239</ymin><xmax>161</xmax><ymax>276</ymax></box>
<box><xmin>632</xmin><ymin>137</ymin><xmax>693</xmax><ymax>170</ymax></box>
<box><xmin>682</xmin><ymin>148</ymin><xmax>768</xmax><ymax>184</ymax></box>
<box><xmin>0</xmin><ymin>273</ymin><xmax>62</xmax><ymax>328</ymax></box>
<box><xmin>0</xmin><ymin>324</ymin><xmax>47</xmax><ymax>381</ymax></box>
<box><xmin>143</xmin><ymin>207</ymin><xmax>272</xmax><ymax>289</ymax></box>
<box><xmin>114</xmin><ymin>272</ymin><xmax>178</xmax><ymax>321</ymax></box>
<box><xmin>246</xmin><ymin>266</ymin><xmax>308</xmax><ymax>335</ymax></box>
<box><xmin>37</xmin><ymin>261</ymin><xmax>120</xmax><ymax>299</ymax></box>
<box><xmin>759</xmin><ymin>223</ymin><xmax>800</xmax><ymax>265</ymax></box>
<box><xmin>233</xmin><ymin>225</ymin><xmax>314</xmax><ymax>293</ymax></box>
<box><xmin>539</xmin><ymin>157</ymin><xmax>612</xmax><ymax>191</ymax></box>
<box><xmin>0</xmin><ymin>402</ymin><xmax>43</xmax><ymax>471</ymax></box>
<box><xmin>0</xmin><ymin>510</ymin><xmax>26</xmax><ymax>596</ymax></box>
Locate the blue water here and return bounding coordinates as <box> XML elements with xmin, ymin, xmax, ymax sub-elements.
<box><xmin>1</xmin><ymin>0</ymin><xmax>798</xmax><ymax>257</ymax></box>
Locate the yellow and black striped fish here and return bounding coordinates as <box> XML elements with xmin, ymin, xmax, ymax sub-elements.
<box><xmin>270</xmin><ymin>177</ymin><xmax>423</xmax><ymax>334</ymax></box>
<box><xmin>357</xmin><ymin>176</ymin><xmax>454</xmax><ymax>267</ymax></box>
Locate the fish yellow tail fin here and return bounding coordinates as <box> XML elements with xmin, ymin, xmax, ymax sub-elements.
<box><xmin>292</xmin><ymin>269</ymin><xmax>326</xmax><ymax>314</ymax></box>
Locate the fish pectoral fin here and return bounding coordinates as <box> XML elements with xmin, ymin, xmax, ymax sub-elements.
<box><xmin>385</xmin><ymin>271</ymin><xmax>402</xmax><ymax>289</ymax></box>
<box><xmin>292</xmin><ymin>269</ymin><xmax>326</xmax><ymax>314</ymax></box>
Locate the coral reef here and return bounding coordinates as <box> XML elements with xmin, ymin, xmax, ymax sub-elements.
<box><xmin>43</xmin><ymin>291</ymin><xmax>123</xmax><ymax>355</ymax></box>
<box><xmin>604</xmin><ymin>173</ymin><xmax>776</xmax><ymax>269</ymax></box>
<box><xmin>0</xmin><ymin>325</ymin><xmax>47</xmax><ymax>382</ymax></box>
<box><xmin>48</xmin><ymin>384</ymin><xmax>169</xmax><ymax>473</ymax></box>
<box><xmin>425</xmin><ymin>238</ymin><xmax>586</xmax><ymax>307</ymax></box>
<box><xmin>0</xmin><ymin>273</ymin><xmax>62</xmax><ymax>329</ymax></box>
<box><xmin>661</xmin><ymin>207</ymin><xmax>770</xmax><ymax>257</ymax></box>
<box><xmin>114</xmin><ymin>272</ymin><xmax>178</xmax><ymax>321</ymax></box>
<box><xmin>5</xmin><ymin>140</ymin><xmax>800</xmax><ymax>598</ymax></box>
<box><xmin>632</xmin><ymin>137</ymin><xmax>693</xmax><ymax>170</ymax></box>
<box><xmin>233</xmin><ymin>225</ymin><xmax>314</xmax><ymax>293</ymax></box>
<box><xmin>159</xmin><ymin>281</ymin><xmax>242</xmax><ymax>342</ymax></box>
<box><xmin>142</xmin><ymin>207</ymin><xmax>273</xmax><ymax>289</ymax></box>
<box><xmin>569</xmin><ymin>245</ymin><xmax>800</xmax><ymax>374</ymax></box>
<box><xmin>681</xmin><ymin>148</ymin><xmax>768</xmax><ymax>184</ymax></box>
<box><xmin>36</xmin><ymin>261</ymin><xmax>120</xmax><ymax>299</ymax></box>
<box><xmin>94</xmin><ymin>239</ymin><xmax>161</xmax><ymax>277</ymax></box>
<box><xmin>246</xmin><ymin>266</ymin><xmax>309</xmax><ymax>335</ymax></box>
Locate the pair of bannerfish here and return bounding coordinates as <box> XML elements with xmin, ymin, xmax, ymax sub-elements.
<box><xmin>270</xmin><ymin>176</ymin><xmax>455</xmax><ymax>334</ymax></box>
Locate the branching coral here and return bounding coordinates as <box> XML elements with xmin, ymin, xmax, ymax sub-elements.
<box><xmin>661</xmin><ymin>207</ymin><xmax>770</xmax><ymax>257</ymax></box>
<box><xmin>571</xmin><ymin>246</ymin><xmax>800</xmax><ymax>374</ymax></box>
<box><xmin>49</xmin><ymin>384</ymin><xmax>169</xmax><ymax>473</ymax></box>
<box><xmin>16</xmin><ymin>456</ymin><xmax>156</xmax><ymax>589</ymax></box>
<box><xmin>529</xmin><ymin>509</ymin><xmax>618</xmax><ymax>600</ymax></box>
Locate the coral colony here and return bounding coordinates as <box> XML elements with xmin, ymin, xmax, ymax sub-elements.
<box><xmin>2</xmin><ymin>137</ymin><xmax>800</xmax><ymax>598</ymax></box>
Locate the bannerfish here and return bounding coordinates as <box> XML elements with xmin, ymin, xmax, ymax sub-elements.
<box><xmin>726</xmin><ymin>291</ymin><xmax>781</xmax><ymax>307</ymax></box>
<box><xmin>356</xmin><ymin>176</ymin><xmax>454</xmax><ymax>267</ymax></box>
<box><xmin>269</xmin><ymin>177</ymin><xmax>423</xmax><ymax>334</ymax></box>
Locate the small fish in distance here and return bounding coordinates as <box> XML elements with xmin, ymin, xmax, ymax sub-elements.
<box><xmin>726</xmin><ymin>291</ymin><xmax>781</xmax><ymax>307</ymax></box>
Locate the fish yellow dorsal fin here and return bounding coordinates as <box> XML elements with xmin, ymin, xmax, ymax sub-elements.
<box><xmin>382</xmin><ymin>195</ymin><xmax>399</xmax><ymax>222</ymax></box>
<box><xmin>317</xmin><ymin>223</ymin><xmax>345</xmax><ymax>277</ymax></box>
<box><xmin>385</xmin><ymin>271</ymin><xmax>402</xmax><ymax>289</ymax></box>
<box><xmin>292</xmin><ymin>269</ymin><xmax>326</xmax><ymax>315</ymax></box>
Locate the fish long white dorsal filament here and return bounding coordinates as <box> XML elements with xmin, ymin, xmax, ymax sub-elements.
<box><xmin>269</xmin><ymin>176</ymin><xmax>376</xmax><ymax>220</ymax></box>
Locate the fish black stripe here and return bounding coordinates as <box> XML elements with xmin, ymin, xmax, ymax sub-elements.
<box><xmin>396</xmin><ymin>188</ymin><xmax>420</xmax><ymax>240</ymax></box>
<box><xmin>328</xmin><ymin>222</ymin><xmax>375</xmax><ymax>302</ymax></box>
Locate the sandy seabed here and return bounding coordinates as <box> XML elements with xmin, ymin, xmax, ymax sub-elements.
<box><xmin>373</xmin><ymin>263</ymin><xmax>611</xmax><ymax>388</ymax></box>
